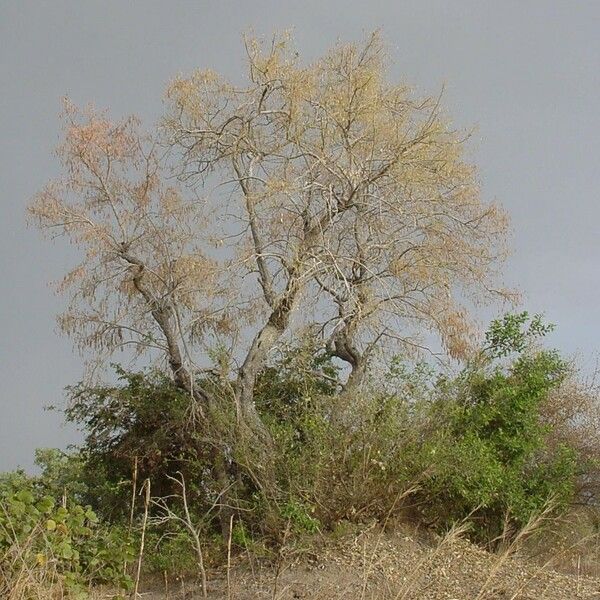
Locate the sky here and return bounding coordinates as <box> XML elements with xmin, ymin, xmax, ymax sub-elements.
<box><xmin>1</xmin><ymin>0</ymin><xmax>599</xmax><ymax>471</ymax></box>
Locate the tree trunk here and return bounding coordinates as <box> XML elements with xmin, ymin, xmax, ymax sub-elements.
<box><xmin>329</xmin><ymin>328</ymin><xmax>368</xmax><ymax>392</ymax></box>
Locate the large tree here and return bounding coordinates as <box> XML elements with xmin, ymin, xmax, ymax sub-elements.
<box><xmin>30</xmin><ymin>32</ymin><xmax>508</xmax><ymax>492</ymax></box>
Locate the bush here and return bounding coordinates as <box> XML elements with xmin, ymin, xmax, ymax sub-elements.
<box><xmin>0</xmin><ymin>479</ymin><xmax>133</xmax><ymax>598</ymax></box>
<box><xmin>256</xmin><ymin>349</ymin><xmax>431</xmax><ymax>529</ymax></box>
<box><xmin>64</xmin><ymin>367</ymin><xmax>213</xmax><ymax>521</ymax></box>
<box><xmin>386</xmin><ymin>315</ymin><xmax>580</xmax><ymax>542</ymax></box>
<box><xmin>256</xmin><ymin>314</ymin><xmax>583</xmax><ymax>545</ymax></box>
<box><xmin>12</xmin><ymin>312</ymin><xmax>590</xmax><ymax>575</ymax></box>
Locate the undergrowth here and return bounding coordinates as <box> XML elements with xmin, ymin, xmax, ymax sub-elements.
<box><xmin>2</xmin><ymin>313</ymin><xmax>600</xmax><ymax>597</ymax></box>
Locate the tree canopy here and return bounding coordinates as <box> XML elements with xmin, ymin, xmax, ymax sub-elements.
<box><xmin>30</xmin><ymin>32</ymin><xmax>510</xmax><ymax>491</ymax></box>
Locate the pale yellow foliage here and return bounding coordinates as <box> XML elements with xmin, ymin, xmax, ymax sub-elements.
<box><xmin>167</xmin><ymin>31</ymin><xmax>510</xmax><ymax>365</ymax></box>
<box><xmin>31</xmin><ymin>32</ymin><xmax>510</xmax><ymax>387</ymax></box>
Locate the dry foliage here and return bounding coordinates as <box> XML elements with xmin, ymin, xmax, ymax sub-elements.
<box><xmin>116</xmin><ymin>520</ymin><xmax>600</xmax><ymax>600</ymax></box>
<box><xmin>541</xmin><ymin>367</ymin><xmax>600</xmax><ymax>503</ymax></box>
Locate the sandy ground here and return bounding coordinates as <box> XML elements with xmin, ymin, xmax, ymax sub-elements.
<box><xmin>97</xmin><ymin>526</ymin><xmax>600</xmax><ymax>600</ymax></box>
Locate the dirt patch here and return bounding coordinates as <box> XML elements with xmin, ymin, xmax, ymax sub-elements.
<box><xmin>116</xmin><ymin>526</ymin><xmax>600</xmax><ymax>599</ymax></box>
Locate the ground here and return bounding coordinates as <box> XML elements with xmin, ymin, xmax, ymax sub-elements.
<box><xmin>96</xmin><ymin>524</ymin><xmax>600</xmax><ymax>600</ymax></box>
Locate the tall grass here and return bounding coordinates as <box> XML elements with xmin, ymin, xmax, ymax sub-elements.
<box><xmin>0</xmin><ymin>513</ymin><xmax>67</xmax><ymax>600</ymax></box>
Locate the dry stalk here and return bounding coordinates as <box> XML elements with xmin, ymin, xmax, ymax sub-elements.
<box><xmin>476</xmin><ymin>501</ymin><xmax>557</xmax><ymax>600</ymax></box>
<box><xmin>271</xmin><ymin>518</ymin><xmax>292</xmax><ymax>600</ymax></box>
<box><xmin>227</xmin><ymin>514</ymin><xmax>234</xmax><ymax>600</ymax></box>
<box><xmin>124</xmin><ymin>455</ymin><xmax>138</xmax><ymax>576</ymax></box>
<box><xmin>132</xmin><ymin>478</ymin><xmax>151</xmax><ymax>599</ymax></box>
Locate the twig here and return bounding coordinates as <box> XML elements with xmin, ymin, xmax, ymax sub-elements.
<box><xmin>271</xmin><ymin>518</ymin><xmax>292</xmax><ymax>600</ymax></box>
<box><xmin>149</xmin><ymin>472</ymin><xmax>208</xmax><ymax>598</ymax></box>
<box><xmin>125</xmin><ymin>456</ymin><xmax>138</xmax><ymax>575</ymax></box>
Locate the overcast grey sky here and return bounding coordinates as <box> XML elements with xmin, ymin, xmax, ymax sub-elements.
<box><xmin>1</xmin><ymin>1</ymin><xmax>599</xmax><ymax>471</ymax></box>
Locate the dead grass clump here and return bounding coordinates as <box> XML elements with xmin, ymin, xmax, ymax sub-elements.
<box><xmin>0</xmin><ymin>526</ymin><xmax>67</xmax><ymax>600</ymax></box>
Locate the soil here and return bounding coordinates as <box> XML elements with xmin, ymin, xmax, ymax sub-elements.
<box><xmin>105</xmin><ymin>525</ymin><xmax>600</xmax><ymax>599</ymax></box>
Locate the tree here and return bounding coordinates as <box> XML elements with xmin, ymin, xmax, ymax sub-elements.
<box><xmin>30</xmin><ymin>32</ymin><xmax>508</xmax><ymax>498</ymax></box>
<box><xmin>164</xmin><ymin>32</ymin><xmax>509</xmax><ymax>383</ymax></box>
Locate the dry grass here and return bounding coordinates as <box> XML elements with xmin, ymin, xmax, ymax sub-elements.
<box><xmin>524</xmin><ymin>507</ymin><xmax>600</xmax><ymax>579</ymax></box>
<box><xmin>0</xmin><ymin>526</ymin><xmax>67</xmax><ymax>600</ymax></box>
<box><xmin>113</xmin><ymin>522</ymin><xmax>600</xmax><ymax>600</ymax></box>
<box><xmin>5</xmin><ymin>497</ymin><xmax>600</xmax><ymax>599</ymax></box>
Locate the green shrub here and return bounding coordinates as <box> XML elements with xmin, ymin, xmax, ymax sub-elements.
<box><xmin>258</xmin><ymin>355</ymin><xmax>427</xmax><ymax>528</ymax></box>
<box><xmin>6</xmin><ymin>311</ymin><xmax>585</xmax><ymax>579</ymax></box>
<box><xmin>410</xmin><ymin>313</ymin><xmax>579</xmax><ymax>541</ymax></box>
<box><xmin>64</xmin><ymin>367</ymin><xmax>213</xmax><ymax>521</ymax></box>
<box><xmin>0</xmin><ymin>481</ymin><xmax>134</xmax><ymax>598</ymax></box>
<box><xmin>142</xmin><ymin>530</ymin><xmax>201</xmax><ymax>576</ymax></box>
<box><xmin>255</xmin><ymin>313</ymin><xmax>582</xmax><ymax>545</ymax></box>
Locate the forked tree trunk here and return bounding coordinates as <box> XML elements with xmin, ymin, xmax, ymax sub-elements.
<box><xmin>234</xmin><ymin>295</ymin><xmax>299</xmax><ymax>492</ymax></box>
<box><xmin>329</xmin><ymin>328</ymin><xmax>368</xmax><ymax>392</ymax></box>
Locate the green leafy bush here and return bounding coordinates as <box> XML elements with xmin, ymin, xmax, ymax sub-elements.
<box><xmin>5</xmin><ymin>311</ymin><xmax>587</xmax><ymax>585</ymax></box>
<box><xmin>0</xmin><ymin>480</ymin><xmax>133</xmax><ymax>598</ymax></box>
<box><xmin>256</xmin><ymin>349</ymin><xmax>428</xmax><ymax>528</ymax></box>
<box><xmin>402</xmin><ymin>313</ymin><xmax>579</xmax><ymax>541</ymax></box>
<box><xmin>64</xmin><ymin>367</ymin><xmax>212</xmax><ymax>520</ymax></box>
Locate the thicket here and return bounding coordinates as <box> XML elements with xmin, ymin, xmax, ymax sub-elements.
<box><xmin>3</xmin><ymin>313</ymin><xmax>599</xmax><ymax>597</ymax></box>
